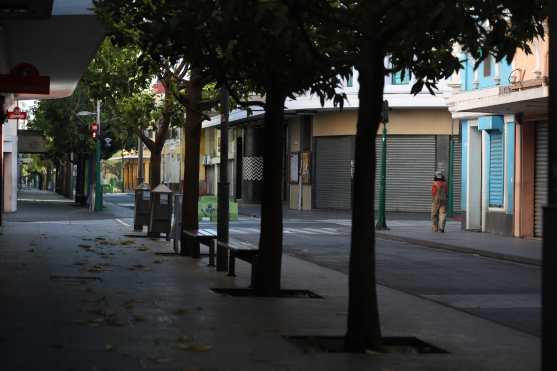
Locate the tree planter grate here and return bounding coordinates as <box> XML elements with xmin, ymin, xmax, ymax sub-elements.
<box><xmin>210</xmin><ymin>288</ymin><xmax>323</xmax><ymax>299</ymax></box>
<box><xmin>284</xmin><ymin>336</ymin><xmax>448</xmax><ymax>354</ymax></box>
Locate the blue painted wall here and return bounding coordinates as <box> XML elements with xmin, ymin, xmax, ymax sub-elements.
<box><xmin>462</xmin><ymin>55</ymin><xmax>513</xmax><ymax>91</ymax></box>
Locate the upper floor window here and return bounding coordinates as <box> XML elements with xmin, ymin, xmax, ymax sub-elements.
<box><xmin>391</xmin><ymin>69</ymin><xmax>411</xmax><ymax>85</ymax></box>
<box><xmin>346</xmin><ymin>73</ymin><xmax>353</xmax><ymax>88</ymax></box>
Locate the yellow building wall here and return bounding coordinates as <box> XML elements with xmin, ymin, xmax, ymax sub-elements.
<box><xmin>312</xmin><ymin>109</ymin><xmax>457</xmax><ymax>136</ymax></box>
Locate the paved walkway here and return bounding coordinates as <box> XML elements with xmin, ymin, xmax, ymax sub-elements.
<box><xmin>375</xmin><ymin>224</ymin><xmax>542</xmax><ymax>266</ymax></box>
<box><xmin>240</xmin><ymin>203</ymin><xmax>541</xmax><ymax>266</ymax></box>
<box><xmin>0</xmin><ymin>191</ymin><xmax>540</xmax><ymax>370</ymax></box>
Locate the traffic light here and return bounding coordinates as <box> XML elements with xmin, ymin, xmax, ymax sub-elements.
<box><xmin>90</xmin><ymin>122</ymin><xmax>98</xmax><ymax>140</ymax></box>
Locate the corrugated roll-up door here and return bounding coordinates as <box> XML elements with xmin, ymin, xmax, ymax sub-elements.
<box><xmin>452</xmin><ymin>136</ymin><xmax>462</xmax><ymax>213</ymax></box>
<box><xmin>488</xmin><ymin>132</ymin><xmax>505</xmax><ymax>207</ymax></box>
<box><xmin>535</xmin><ymin>121</ymin><xmax>549</xmax><ymax>237</ymax></box>
<box><xmin>375</xmin><ymin>135</ymin><xmax>436</xmax><ymax>212</ymax></box>
<box><xmin>314</xmin><ymin>136</ymin><xmax>354</xmax><ymax>209</ymax></box>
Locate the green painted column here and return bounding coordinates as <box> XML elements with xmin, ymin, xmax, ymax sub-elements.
<box><xmin>94</xmin><ymin>100</ymin><xmax>103</xmax><ymax>212</ymax></box>
<box><xmin>375</xmin><ymin>123</ymin><xmax>388</xmax><ymax>230</ymax></box>
<box><xmin>447</xmin><ymin>135</ymin><xmax>454</xmax><ymax>218</ymax></box>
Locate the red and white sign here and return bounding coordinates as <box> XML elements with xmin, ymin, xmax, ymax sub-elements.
<box><xmin>7</xmin><ymin>107</ymin><xmax>27</xmax><ymax>120</ymax></box>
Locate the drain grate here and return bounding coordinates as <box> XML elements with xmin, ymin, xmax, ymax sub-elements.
<box><xmin>285</xmin><ymin>335</ymin><xmax>448</xmax><ymax>354</ymax></box>
<box><xmin>211</xmin><ymin>288</ymin><xmax>323</xmax><ymax>299</ymax></box>
<box><xmin>50</xmin><ymin>275</ymin><xmax>102</xmax><ymax>282</ymax></box>
<box><xmin>155</xmin><ymin>252</ymin><xmax>178</xmax><ymax>256</ymax></box>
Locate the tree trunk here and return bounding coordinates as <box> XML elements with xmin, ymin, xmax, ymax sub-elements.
<box><xmin>344</xmin><ymin>40</ymin><xmax>385</xmax><ymax>352</ymax></box>
<box><xmin>254</xmin><ymin>88</ymin><xmax>286</xmax><ymax>296</ymax></box>
<box><xmin>180</xmin><ymin>67</ymin><xmax>203</xmax><ymax>257</ymax></box>
<box><xmin>149</xmin><ymin>148</ymin><xmax>162</xmax><ymax>189</ymax></box>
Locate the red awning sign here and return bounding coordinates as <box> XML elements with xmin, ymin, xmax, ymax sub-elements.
<box><xmin>7</xmin><ymin>107</ymin><xmax>27</xmax><ymax>120</ymax></box>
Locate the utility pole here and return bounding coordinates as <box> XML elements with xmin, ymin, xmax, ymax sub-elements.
<box><xmin>544</xmin><ymin>10</ymin><xmax>556</xmax><ymax>371</ymax></box>
<box><xmin>217</xmin><ymin>88</ymin><xmax>230</xmax><ymax>271</ymax></box>
<box><xmin>447</xmin><ymin>118</ymin><xmax>455</xmax><ymax>218</ymax></box>
<box><xmin>375</xmin><ymin>100</ymin><xmax>389</xmax><ymax>230</ymax></box>
<box><xmin>138</xmin><ymin>134</ymin><xmax>144</xmax><ymax>185</ymax></box>
<box><xmin>94</xmin><ymin>100</ymin><xmax>103</xmax><ymax>211</ymax></box>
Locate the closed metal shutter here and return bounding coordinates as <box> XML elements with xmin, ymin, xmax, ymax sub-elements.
<box><xmin>375</xmin><ymin>135</ymin><xmax>437</xmax><ymax>212</ymax></box>
<box><xmin>488</xmin><ymin>132</ymin><xmax>504</xmax><ymax>207</ymax></box>
<box><xmin>314</xmin><ymin>136</ymin><xmax>354</xmax><ymax>209</ymax></box>
<box><xmin>452</xmin><ymin>136</ymin><xmax>462</xmax><ymax>213</ymax></box>
<box><xmin>535</xmin><ymin>121</ymin><xmax>549</xmax><ymax>237</ymax></box>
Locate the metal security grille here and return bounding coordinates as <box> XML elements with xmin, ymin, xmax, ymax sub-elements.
<box><xmin>314</xmin><ymin>136</ymin><xmax>354</xmax><ymax>209</ymax></box>
<box><xmin>535</xmin><ymin>122</ymin><xmax>549</xmax><ymax>237</ymax></box>
<box><xmin>488</xmin><ymin>132</ymin><xmax>504</xmax><ymax>207</ymax></box>
<box><xmin>375</xmin><ymin>135</ymin><xmax>437</xmax><ymax>212</ymax></box>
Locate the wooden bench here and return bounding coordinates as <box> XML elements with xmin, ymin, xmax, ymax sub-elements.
<box><xmin>183</xmin><ymin>229</ymin><xmax>217</xmax><ymax>264</ymax></box>
<box><xmin>217</xmin><ymin>239</ymin><xmax>259</xmax><ymax>285</ymax></box>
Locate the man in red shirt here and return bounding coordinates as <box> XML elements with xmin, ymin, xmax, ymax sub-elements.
<box><xmin>432</xmin><ymin>171</ymin><xmax>448</xmax><ymax>232</ymax></box>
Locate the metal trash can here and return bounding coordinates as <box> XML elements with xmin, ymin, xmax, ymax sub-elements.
<box><xmin>134</xmin><ymin>183</ymin><xmax>151</xmax><ymax>231</ymax></box>
<box><xmin>148</xmin><ymin>184</ymin><xmax>173</xmax><ymax>237</ymax></box>
<box><xmin>170</xmin><ymin>193</ymin><xmax>183</xmax><ymax>253</ymax></box>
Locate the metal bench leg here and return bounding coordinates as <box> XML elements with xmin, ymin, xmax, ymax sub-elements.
<box><xmin>250</xmin><ymin>258</ymin><xmax>257</xmax><ymax>288</ymax></box>
<box><xmin>208</xmin><ymin>241</ymin><xmax>215</xmax><ymax>267</ymax></box>
<box><xmin>228</xmin><ymin>251</ymin><xmax>236</xmax><ymax>277</ymax></box>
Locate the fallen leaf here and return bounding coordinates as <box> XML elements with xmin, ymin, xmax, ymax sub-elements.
<box><xmin>176</xmin><ymin>343</ymin><xmax>191</xmax><ymax>351</ymax></box>
<box><xmin>154</xmin><ymin>357</ymin><xmax>173</xmax><ymax>364</ymax></box>
<box><xmin>105</xmin><ymin>344</ymin><xmax>114</xmax><ymax>352</ymax></box>
<box><xmin>188</xmin><ymin>344</ymin><xmax>212</xmax><ymax>352</ymax></box>
<box><xmin>27</xmin><ymin>248</ymin><xmax>35</xmax><ymax>253</ymax></box>
<box><xmin>133</xmin><ymin>314</ymin><xmax>145</xmax><ymax>322</ymax></box>
<box><xmin>173</xmin><ymin>308</ymin><xmax>189</xmax><ymax>316</ymax></box>
<box><xmin>176</xmin><ymin>335</ymin><xmax>191</xmax><ymax>343</ymax></box>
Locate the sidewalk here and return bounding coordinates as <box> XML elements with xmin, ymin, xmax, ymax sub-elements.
<box><xmin>376</xmin><ymin>223</ymin><xmax>542</xmax><ymax>266</ymax></box>
<box><xmin>0</xmin><ymin>194</ymin><xmax>540</xmax><ymax>370</ymax></box>
<box><xmin>240</xmin><ymin>203</ymin><xmax>542</xmax><ymax>266</ymax></box>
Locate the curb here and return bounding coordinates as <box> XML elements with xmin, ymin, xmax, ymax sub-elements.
<box><xmin>376</xmin><ymin>233</ymin><xmax>542</xmax><ymax>267</ymax></box>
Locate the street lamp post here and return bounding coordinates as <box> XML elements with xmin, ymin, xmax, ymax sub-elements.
<box><xmin>447</xmin><ymin>118</ymin><xmax>455</xmax><ymax>218</ymax></box>
<box><xmin>375</xmin><ymin>100</ymin><xmax>389</xmax><ymax>231</ymax></box>
<box><xmin>94</xmin><ymin>100</ymin><xmax>102</xmax><ymax>211</ymax></box>
<box><xmin>77</xmin><ymin>99</ymin><xmax>103</xmax><ymax>212</ymax></box>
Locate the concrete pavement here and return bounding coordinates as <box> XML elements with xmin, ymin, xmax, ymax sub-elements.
<box><xmin>239</xmin><ymin>202</ymin><xmax>541</xmax><ymax>266</ymax></box>
<box><xmin>376</xmin><ymin>224</ymin><xmax>542</xmax><ymax>266</ymax></box>
<box><xmin>0</xmin><ymin>190</ymin><xmax>541</xmax><ymax>370</ymax></box>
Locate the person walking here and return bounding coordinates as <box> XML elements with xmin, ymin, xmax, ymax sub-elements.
<box><xmin>431</xmin><ymin>171</ymin><xmax>448</xmax><ymax>232</ymax></box>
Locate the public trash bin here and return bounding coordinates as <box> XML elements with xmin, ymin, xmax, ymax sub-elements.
<box><xmin>134</xmin><ymin>183</ymin><xmax>151</xmax><ymax>231</ymax></box>
<box><xmin>148</xmin><ymin>184</ymin><xmax>173</xmax><ymax>238</ymax></box>
<box><xmin>170</xmin><ymin>193</ymin><xmax>183</xmax><ymax>253</ymax></box>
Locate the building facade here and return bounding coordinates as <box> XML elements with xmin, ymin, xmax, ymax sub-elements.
<box><xmin>448</xmin><ymin>33</ymin><xmax>549</xmax><ymax>238</ymax></box>
<box><xmin>203</xmin><ymin>65</ymin><xmax>461</xmax><ymax>214</ymax></box>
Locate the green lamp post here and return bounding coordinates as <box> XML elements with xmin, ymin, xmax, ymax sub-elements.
<box><xmin>376</xmin><ymin>100</ymin><xmax>389</xmax><ymax>231</ymax></box>
<box><xmin>77</xmin><ymin>100</ymin><xmax>103</xmax><ymax>212</ymax></box>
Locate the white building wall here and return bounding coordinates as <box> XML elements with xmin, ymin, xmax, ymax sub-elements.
<box><xmin>3</xmin><ymin>118</ymin><xmax>18</xmax><ymax>212</ymax></box>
